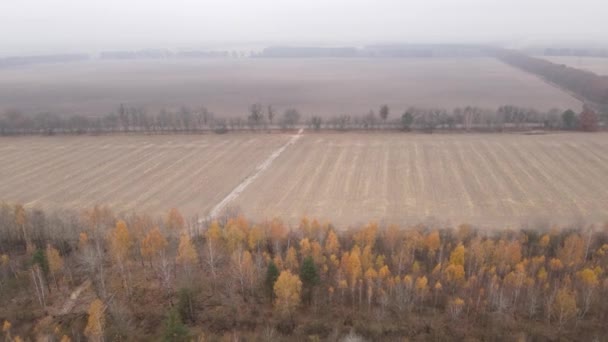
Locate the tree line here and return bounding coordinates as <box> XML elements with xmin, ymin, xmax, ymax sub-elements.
<box><xmin>493</xmin><ymin>49</ymin><xmax>608</xmax><ymax>108</ymax></box>
<box><xmin>0</xmin><ymin>102</ymin><xmax>603</xmax><ymax>136</ymax></box>
<box><xmin>0</xmin><ymin>203</ymin><xmax>606</xmax><ymax>340</ymax></box>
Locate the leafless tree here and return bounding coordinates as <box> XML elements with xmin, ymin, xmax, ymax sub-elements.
<box><xmin>379</xmin><ymin>104</ymin><xmax>389</xmax><ymax>126</ymax></box>
<box><xmin>267</xmin><ymin>105</ymin><xmax>275</xmax><ymax>126</ymax></box>
<box><xmin>281</xmin><ymin>108</ymin><xmax>301</xmax><ymax>129</ymax></box>
<box><xmin>248</xmin><ymin>103</ymin><xmax>264</xmax><ymax>130</ymax></box>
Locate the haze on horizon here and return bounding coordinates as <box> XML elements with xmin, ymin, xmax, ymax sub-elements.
<box><xmin>1</xmin><ymin>0</ymin><xmax>607</xmax><ymax>55</ymax></box>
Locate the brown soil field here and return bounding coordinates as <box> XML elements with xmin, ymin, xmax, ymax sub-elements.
<box><xmin>0</xmin><ymin>134</ymin><xmax>291</xmax><ymax>219</ymax></box>
<box><xmin>1</xmin><ymin>132</ymin><xmax>607</xmax><ymax>228</ymax></box>
<box><xmin>0</xmin><ymin>57</ymin><xmax>581</xmax><ymax>118</ymax></box>
<box><xmin>233</xmin><ymin>132</ymin><xmax>608</xmax><ymax>228</ymax></box>
<box><xmin>538</xmin><ymin>56</ymin><xmax>608</xmax><ymax>75</ymax></box>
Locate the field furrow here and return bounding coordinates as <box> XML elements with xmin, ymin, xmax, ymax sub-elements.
<box><xmin>1</xmin><ymin>133</ymin><xmax>606</xmax><ymax>228</ymax></box>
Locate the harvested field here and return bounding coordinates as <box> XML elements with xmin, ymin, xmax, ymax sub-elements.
<box><xmin>0</xmin><ymin>134</ymin><xmax>291</xmax><ymax>218</ymax></box>
<box><xmin>1</xmin><ymin>132</ymin><xmax>607</xmax><ymax>228</ymax></box>
<box><xmin>538</xmin><ymin>56</ymin><xmax>608</xmax><ymax>75</ymax></box>
<box><xmin>233</xmin><ymin>132</ymin><xmax>608</xmax><ymax>228</ymax></box>
<box><xmin>0</xmin><ymin>57</ymin><xmax>581</xmax><ymax>117</ymax></box>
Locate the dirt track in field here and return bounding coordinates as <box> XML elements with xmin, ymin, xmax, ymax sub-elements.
<box><xmin>1</xmin><ymin>132</ymin><xmax>607</xmax><ymax>228</ymax></box>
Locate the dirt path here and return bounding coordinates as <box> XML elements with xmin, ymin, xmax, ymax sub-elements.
<box><xmin>205</xmin><ymin>129</ymin><xmax>304</xmax><ymax>221</ymax></box>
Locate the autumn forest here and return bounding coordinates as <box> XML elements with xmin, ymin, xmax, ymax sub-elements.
<box><xmin>0</xmin><ymin>204</ymin><xmax>606</xmax><ymax>341</ymax></box>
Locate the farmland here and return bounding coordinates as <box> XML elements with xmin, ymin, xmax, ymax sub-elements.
<box><xmin>0</xmin><ymin>57</ymin><xmax>581</xmax><ymax>118</ymax></box>
<box><xmin>538</xmin><ymin>56</ymin><xmax>608</xmax><ymax>75</ymax></box>
<box><xmin>1</xmin><ymin>132</ymin><xmax>607</xmax><ymax>228</ymax></box>
<box><xmin>0</xmin><ymin>134</ymin><xmax>291</xmax><ymax>219</ymax></box>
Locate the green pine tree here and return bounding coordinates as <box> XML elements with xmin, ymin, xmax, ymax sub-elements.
<box><xmin>163</xmin><ymin>308</ymin><xmax>188</xmax><ymax>342</ymax></box>
<box><xmin>32</xmin><ymin>249</ymin><xmax>49</xmax><ymax>277</ymax></box>
<box><xmin>300</xmin><ymin>256</ymin><xmax>319</xmax><ymax>305</ymax></box>
<box><xmin>266</xmin><ymin>261</ymin><xmax>280</xmax><ymax>299</ymax></box>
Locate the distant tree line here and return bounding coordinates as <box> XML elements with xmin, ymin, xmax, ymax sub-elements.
<box><xmin>310</xmin><ymin>105</ymin><xmax>601</xmax><ymax>133</ymax></box>
<box><xmin>0</xmin><ymin>105</ymin><xmax>222</xmax><ymax>135</ymax></box>
<box><xmin>0</xmin><ymin>103</ymin><xmax>602</xmax><ymax>136</ymax></box>
<box><xmin>100</xmin><ymin>49</ymin><xmax>251</xmax><ymax>60</ymax></box>
<box><xmin>493</xmin><ymin>49</ymin><xmax>608</xmax><ymax>107</ymax></box>
<box><xmin>0</xmin><ymin>49</ymin><xmax>253</xmax><ymax>69</ymax></box>
<box><xmin>0</xmin><ymin>54</ymin><xmax>89</xmax><ymax>68</ymax></box>
<box><xmin>257</xmin><ymin>44</ymin><xmax>487</xmax><ymax>58</ymax></box>
<box><xmin>542</xmin><ymin>48</ymin><xmax>608</xmax><ymax>58</ymax></box>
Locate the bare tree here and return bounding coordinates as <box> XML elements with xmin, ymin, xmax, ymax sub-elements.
<box><xmin>379</xmin><ymin>105</ymin><xmax>389</xmax><ymax>127</ymax></box>
<box><xmin>363</xmin><ymin>110</ymin><xmax>378</xmax><ymax>130</ymax></box>
<box><xmin>281</xmin><ymin>108</ymin><xmax>301</xmax><ymax>129</ymax></box>
<box><xmin>310</xmin><ymin>116</ymin><xmax>322</xmax><ymax>130</ymax></box>
<box><xmin>267</xmin><ymin>105</ymin><xmax>275</xmax><ymax>126</ymax></box>
<box><xmin>248</xmin><ymin>103</ymin><xmax>264</xmax><ymax>130</ymax></box>
<box><xmin>118</xmin><ymin>104</ymin><xmax>129</xmax><ymax>132</ymax></box>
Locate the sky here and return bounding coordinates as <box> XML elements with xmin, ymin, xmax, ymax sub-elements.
<box><xmin>1</xmin><ymin>0</ymin><xmax>606</xmax><ymax>54</ymax></box>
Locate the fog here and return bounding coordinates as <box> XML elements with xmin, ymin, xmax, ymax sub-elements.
<box><xmin>1</xmin><ymin>0</ymin><xmax>606</xmax><ymax>54</ymax></box>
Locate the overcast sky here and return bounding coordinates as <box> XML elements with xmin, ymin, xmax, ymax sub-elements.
<box><xmin>1</xmin><ymin>0</ymin><xmax>606</xmax><ymax>54</ymax></box>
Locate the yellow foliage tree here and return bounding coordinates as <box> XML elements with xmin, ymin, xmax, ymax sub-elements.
<box><xmin>204</xmin><ymin>220</ymin><xmax>224</xmax><ymax>282</ymax></box>
<box><xmin>273</xmin><ymin>254</ymin><xmax>284</xmax><ymax>270</ymax></box>
<box><xmin>539</xmin><ymin>234</ymin><xmax>550</xmax><ymax>249</ymax></box>
<box><xmin>141</xmin><ymin>227</ymin><xmax>168</xmax><ymax>261</ymax></box>
<box><xmin>449</xmin><ymin>243</ymin><xmax>465</xmax><ymax>266</ymax></box>
<box><xmin>205</xmin><ymin>221</ymin><xmax>223</xmax><ymax>243</ymax></box>
<box><xmin>505</xmin><ymin>240</ymin><xmax>522</xmax><ymax>267</ymax></box>
<box><xmin>364</xmin><ymin>267</ymin><xmax>377</xmax><ymax>283</ymax></box>
<box><xmin>549</xmin><ymin>258</ymin><xmax>564</xmax><ymax>272</ymax></box>
<box><xmin>425</xmin><ymin>231</ymin><xmax>441</xmax><ymax>259</ymax></box>
<box><xmin>378</xmin><ymin>265</ymin><xmax>391</xmax><ymax>280</ymax></box>
<box><xmin>79</xmin><ymin>232</ymin><xmax>89</xmax><ymax>249</ymax></box>
<box><xmin>2</xmin><ymin>320</ymin><xmax>11</xmax><ymax>340</ymax></box>
<box><xmin>1</xmin><ymin>254</ymin><xmax>9</xmax><ymax>267</ymax></box>
<box><xmin>176</xmin><ymin>233</ymin><xmax>198</xmax><ymax>266</ymax></box>
<box><xmin>324</xmin><ymin>229</ymin><xmax>340</xmax><ymax>255</ymax></box>
<box><xmin>273</xmin><ymin>270</ymin><xmax>302</xmax><ymax>316</ymax></box>
<box><xmin>299</xmin><ymin>238</ymin><xmax>311</xmax><ymax>259</ymax></box>
<box><xmin>558</xmin><ymin>234</ymin><xmax>584</xmax><ymax>268</ymax></box>
<box><xmin>577</xmin><ymin>268</ymin><xmax>599</xmax><ymax>317</ymax></box>
<box><xmin>361</xmin><ymin>245</ymin><xmax>374</xmax><ymax>273</ymax></box>
<box><xmin>447</xmin><ymin>297</ymin><xmax>465</xmax><ymax>320</ymax></box>
<box><xmin>84</xmin><ymin>299</ymin><xmax>105</xmax><ymax>342</ymax></box>
<box><xmin>444</xmin><ymin>264</ymin><xmax>465</xmax><ymax>287</ymax></box>
<box><xmin>354</xmin><ymin>222</ymin><xmax>378</xmax><ymax>248</ymax></box>
<box><xmin>310</xmin><ymin>241</ymin><xmax>324</xmax><ymax>266</ymax></box>
<box><xmin>269</xmin><ymin>218</ymin><xmax>287</xmax><ymax>253</ymax></box>
<box><xmin>109</xmin><ymin>220</ymin><xmax>132</xmax><ymax>262</ymax></box>
<box><xmin>225</xmin><ymin>222</ymin><xmax>246</xmax><ymax>253</ymax></box>
<box><xmin>15</xmin><ymin>204</ymin><xmax>33</xmax><ymax>252</ymax></box>
<box><xmin>346</xmin><ymin>246</ymin><xmax>362</xmax><ymax>291</ymax></box>
<box><xmin>47</xmin><ymin>244</ymin><xmax>64</xmax><ymax>288</ymax></box>
<box><xmin>285</xmin><ymin>246</ymin><xmax>298</xmax><ymax>272</ymax></box>
<box><xmin>232</xmin><ymin>249</ymin><xmax>255</xmax><ymax>295</ymax></box>
<box><xmin>109</xmin><ymin>220</ymin><xmax>132</xmax><ymax>293</ymax></box>
<box><xmin>166</xmin><ymin>208</ymin><xmax>185</xmax><ymax>231</ymax></box>
<box><xmin>247</xmin><ymin>225</ymin><xmax>264</xmax><ymax>252</ymax></box>
<box><xmin>415</xmin><ymin>276</ymin><xmax>429</xmax><ymax>300</ymax></box>
<box><xmin>552</xmin><ymin>287</ymin><xmax>577</xmax><ymax>329</ymax></box>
